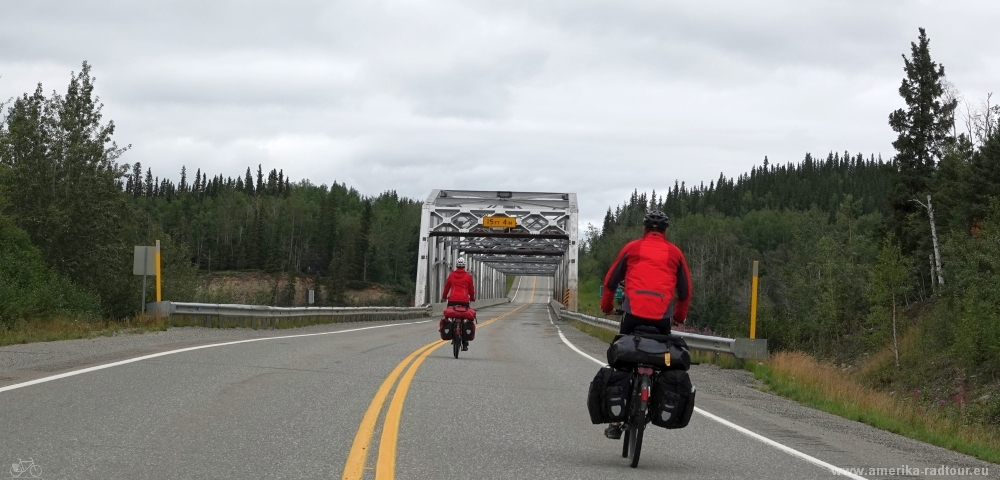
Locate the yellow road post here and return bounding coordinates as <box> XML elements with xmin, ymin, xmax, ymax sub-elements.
<box><xmin>155</xmin><ymin>240</ymin><xmax>162</xmax><ymax>302</ymax></box>
<box><xmin>750</xmin><ymin>260</ymin><xmax>759</xmax><ymax>339</ymax></box>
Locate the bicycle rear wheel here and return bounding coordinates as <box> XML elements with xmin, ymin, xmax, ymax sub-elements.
<box><xmin>453</xmin><ymin>337</ymin><xmax>460</xmax><ymax>358</ymax></box>
<box><xmin>628</xmin><ymin>415</ymin><xmax>644</xmax><ymax>468</ymax></box>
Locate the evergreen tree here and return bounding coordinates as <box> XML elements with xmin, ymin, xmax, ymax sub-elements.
<box><xmin>244</xmin><ymin>167</ymin><xmax>254</xmax><ymax>195</ymax></box>
<box><xmin>256</xmin><ymin>164</ymin><xmax>264</xmax><ymax>194</ymax></box>
<box><xmin>887</xmin><ymin>28</ymin><xmax>957</xmax><ymax>255</ymax></box>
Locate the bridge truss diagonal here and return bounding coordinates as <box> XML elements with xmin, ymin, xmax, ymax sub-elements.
<box><xmin>414</xmin><ymin>190</ymin><xmax>579</xmax><ymax>309</ymax></box>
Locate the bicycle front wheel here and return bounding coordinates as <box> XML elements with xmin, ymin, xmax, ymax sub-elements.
<box><xmin>621</xmin><ymin>427</ymin><xmax>630</xmax><ymax>458</ymax></box>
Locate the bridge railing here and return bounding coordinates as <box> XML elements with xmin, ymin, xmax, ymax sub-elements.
<box><xmin>548</xmin><ymin>299</ymin><xmax>767</xmax><ymax>360</ymax></box>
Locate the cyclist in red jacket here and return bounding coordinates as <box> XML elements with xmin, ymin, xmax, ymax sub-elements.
<box><xmin>442</xmin><ymin>257</ymin><xmax>476</xmax><ymax>306</ymax></box>
<box><xmin>600</xmin><ymin>210</ymin><xmax>692</xmax><ymax>333</ymax></box>
<box><xmin>599</xmin><ymin>210</ymin><xmax>693</xmax><ymax>439</ymax></box>
<box><xmin>442</xmin><ymin>257</ymin><xmax>476</xmax><ymax>350</ymax></box>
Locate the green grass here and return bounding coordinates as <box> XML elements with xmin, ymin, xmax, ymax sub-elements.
<box><xmin>0</xmin><ymin>315</ymin><xmax>171</xmax><ymax>347</ymax></box>
<box><xmin>506</xmin><ymin>276</ymin><xmax>515</xmax><ymax>295</ymax></box>
<box><xmin>577</xmin><ymin>277</ymin><xmax>603</xmax><ymax>315</ymax></box>
<box><xmin>747</xmin><ymin>351</ymin><xmax>1000</xmax><ymax>464</ymax></box>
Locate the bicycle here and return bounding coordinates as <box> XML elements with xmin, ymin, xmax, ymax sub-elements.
<box><xmin>440</xmin><ymin>304</ymin><xmax>476</xmax><ymax>359</ymax></box>
<box><xmin>10</xmin><ymin>458</ymin><xmax>42</xmax><ymax>478</ymax></box>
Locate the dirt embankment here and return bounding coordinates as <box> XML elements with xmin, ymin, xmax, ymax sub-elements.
<box><xmin>196</xmin><ymin>273</ymin><xmax>398</xmax><ymax>306</ymax></box>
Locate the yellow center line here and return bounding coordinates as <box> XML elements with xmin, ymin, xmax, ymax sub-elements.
<box><xmin>340</xmin><ymin>296</ymin><xmax>532</xmax><ymax>480</ymax></box>
<box><xmin>341</xmin><ymin>341</ymin><xmax>441</xmax><ymax>480</ymax></box>
<box><xmin>371</xmin><ymin>278</ymin><xmax>537</xmax><ymax>479</ymax></box>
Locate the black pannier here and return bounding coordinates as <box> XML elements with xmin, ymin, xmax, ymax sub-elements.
<box><xmin>438</xmin><ymin>318</ymin><xmax>455</xmax><ymax>341</ymax></box>
<box><xmin>587</xmin><ymin>367</ymin><xmax>631</xmax><ymax>424</ymax></box>
<box><xmin>649</xmin><ymin>370</ymin><xmax>696</xmax><ymax>429</ymax></box>
<box><xmin>606</xmin><ymin>334</ymin><xmax>691</xmax><ymax>371</ymax></box>
<box><xmin>461</xmin><ymin>320</ymin><xmax>476</xmax><ymax>341</ymax></box>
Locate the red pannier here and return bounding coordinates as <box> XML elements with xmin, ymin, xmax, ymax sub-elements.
<box><xmin>443</xmin><ymin>305</ymin><xmax>476</xmax><ymax>320</ymax></box>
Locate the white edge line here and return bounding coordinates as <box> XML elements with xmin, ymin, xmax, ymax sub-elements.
<box><xmin>0</xmin><ymin>319</ymin><xmax>433</xmax><ymax>395</ymax></box>
<box><xmin>510</xmin><ymin>276</ymin><xmax>522</xmax><ymax>303</ymax></box>
<box><xmin>544</xmin><ymin>309</ymin><xmax>867</xmax><ymax>480</ymax></box>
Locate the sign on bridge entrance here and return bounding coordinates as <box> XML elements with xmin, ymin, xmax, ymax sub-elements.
<box><xmin>482</xmin><ymin>216</ymin><xmax>517</xmax><ymax>228</ymax></box>
<box><xmin>414</xmin><ymin>190</ymin><xmax>579</xmax><ymax>309</ymax></box>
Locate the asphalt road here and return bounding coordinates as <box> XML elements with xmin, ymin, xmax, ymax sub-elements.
<box><xmin>1</xmin><ymin>277</ymin><xmax>996</xmax><ymax>479</ymax></box>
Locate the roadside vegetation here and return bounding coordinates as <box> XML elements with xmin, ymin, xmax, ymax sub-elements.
<box><xmin>576</xmin><ymin>29</ymin><xmax>1000</xmax><ymax>459</ymax></box>
<box><xmin>749</xmin><ymin>352</ymin><xmax>1000</xmax><ymax>463</ymax></box>
<box><xmin>0</xmin><ymin>61</ymin><xmax>423</xmax><ymax>343</ymax></box>
<box><xmin>0</xmin><ymin>314</ymin><xmax>171</xmax><ymax>348</ymax></box>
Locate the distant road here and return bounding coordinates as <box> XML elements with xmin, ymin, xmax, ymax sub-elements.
<box><xmin>1</xmin><ymin>277</ymin><xmax>995</xmax><ymax>479</ymax></box>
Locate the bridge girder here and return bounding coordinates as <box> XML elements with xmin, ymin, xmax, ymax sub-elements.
<box><xmin>414</xmin><ymin>190</ymin><xmax>578</xmax><ymax>309</ymax></box>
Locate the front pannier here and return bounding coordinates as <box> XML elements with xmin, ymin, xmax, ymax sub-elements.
<box><xmin>587</xmin><ymin>367</ymin><xmax>631</xmax><ymax>424</ymax></box>
<box><xmin>607</xmin><ymin>334</ymin><xmax>691</xmax><ymax>371</ymax></box>
<box><xmin>439</xmin><ymin>318</ymin><xmax>455</xmax><ymax>341</ymax></box>
<box><xmin>649</xmin><ymin>370</ymin><xmax>696</xmax><ymax>429</ymax></box>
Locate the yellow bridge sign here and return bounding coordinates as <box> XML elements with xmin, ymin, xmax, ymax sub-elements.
<box><xmin>482</xmin><ymin>216</ymin><xmax>517</xmax><ymax>228</ymax></box>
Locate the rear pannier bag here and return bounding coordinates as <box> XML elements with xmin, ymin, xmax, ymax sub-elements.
<box><xmin>444</xmin><ymin>306</ymin><xmax>476</xmax><ymax>320</ymax></box>
<box><xmin>587</xmin><ymin>367</ymin><xmax>631</xmax><ymax>424</ymax></box>
<box><xmin>461</xmin><ymin>320</ymin><xmax>476</xmax><ymax>341</ymax></box>
<box><xmin>649</xmin><ymin>370</ymin><xmax>696</xmax><ymax>429</ymax></box>
<box><xmin>607</xmin><ymin>334</ymin><xmax>691</xmax><ymax>371</ymax></box>
<box><xmin>438</xmin><ymin>318</ymin><xmax>455</xmax><ymax>341</ymax></box>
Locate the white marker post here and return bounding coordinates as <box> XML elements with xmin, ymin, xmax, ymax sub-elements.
<box><xmin>133</xmin><ymin>246</ymin><xmax>156</xmax><ymax>313</ymax></box>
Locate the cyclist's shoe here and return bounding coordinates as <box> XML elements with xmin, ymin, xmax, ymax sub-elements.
<box><xmin>604</xmin><ymin>423</ymin><xmax>623</xmax><ymax>439</ymax></box>
<box><xmin>462</xmin><ymin>342</ymin><xmax>469</xmax><ymax>351</ymax></box>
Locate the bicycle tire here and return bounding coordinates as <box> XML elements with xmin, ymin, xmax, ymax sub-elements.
<box><xmin>628</xmin><ymin>414</ymin><xmax>644</xmax><ymax>468</ymax></box>
<box><xmin>621</xmin><ymin>427</ymin><xmax>629</xmax><ymax>458</ymax></box>
<box><xmin>453</xmin><ymin>338</ymin><xmax>460</xmax><ymax>358</ymax></box>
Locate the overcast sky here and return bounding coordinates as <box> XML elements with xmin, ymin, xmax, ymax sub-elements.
<box><xmin>2</xmin><ymin>1</ymin><xmax>999</xmax><ymax>227</ymax></box>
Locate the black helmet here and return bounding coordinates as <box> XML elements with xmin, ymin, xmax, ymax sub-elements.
<box><xmin>643</xmin><ymin>210</ymin><xmax>669</xmax><ymax>229</ymax></box>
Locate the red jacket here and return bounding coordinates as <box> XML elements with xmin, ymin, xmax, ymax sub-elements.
<box><xmin>442</xmin><ymin>268</ymin><xmax>476</xmax><ymax>303</ymax></box>
<box><xmin>600</xmin><ymin>231</ymin><xmax>692</xmax><ymax>322</ymax></box>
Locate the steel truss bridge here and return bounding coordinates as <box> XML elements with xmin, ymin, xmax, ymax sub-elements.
<box><xmin>414</xmin><ymin>190</ymin><xmax>579</xmax><ymax>309</ymax></box>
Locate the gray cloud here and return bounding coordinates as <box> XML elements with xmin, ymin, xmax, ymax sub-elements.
<box><xmin>2</xmin><ymin>0</ymin><xmax>998</xmax><ymax>227</ymax></box>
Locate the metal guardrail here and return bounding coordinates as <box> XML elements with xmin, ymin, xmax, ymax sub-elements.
<box><xmin>548</xmin><ymin>300</ymin><xmax>767</xmax><ymax>360</ymax></box>
<box><xmin>147</xmin><ymin>297</ymin><xmax>513</xmax><ymax>329</ymax></box>
<box><xmin>146</xmin><ymin>301</ymin><xmax>433</xmax><ymax>328</ymax></box>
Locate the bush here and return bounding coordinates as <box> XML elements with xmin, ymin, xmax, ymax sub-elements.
<box><xmin>0</xmin><ymin>215</ymin><xmax>100</xmax><ymax>327</ymax></box>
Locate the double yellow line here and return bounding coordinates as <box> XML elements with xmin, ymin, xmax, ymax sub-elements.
<box><xmin>341</xmin><ymin>279</ymin><xmax>535</xmax><ymax>480</ymax></box>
